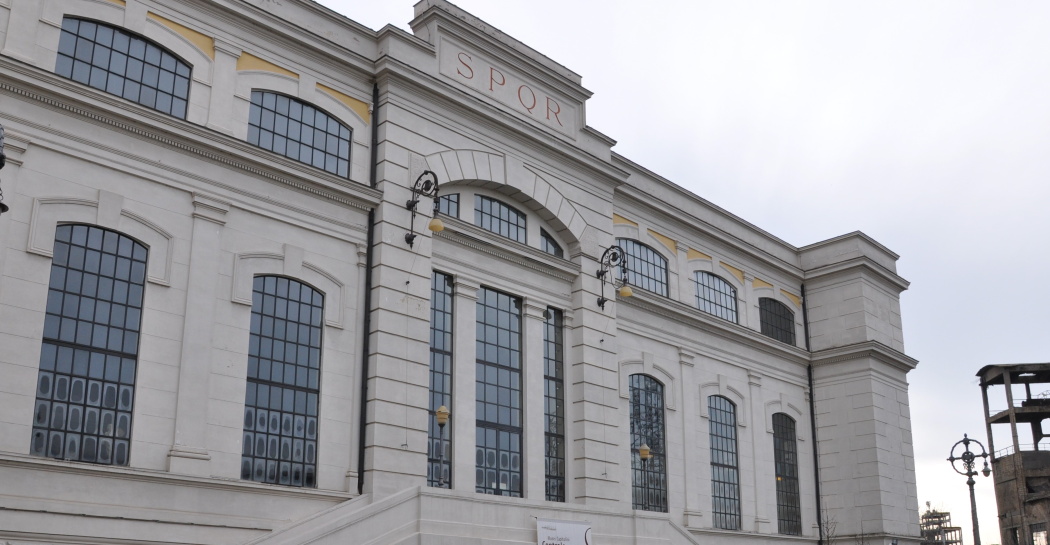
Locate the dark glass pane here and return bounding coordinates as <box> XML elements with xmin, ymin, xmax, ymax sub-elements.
<box><xmin>241</xmin><ymin>276</ymin><xmax>323</xmax><ymax>488</ymax></box>
<box><xmin>773</xmin><ymin>413</ymin><xmax>802</xmax><ymax>535</ymax></box>
<box><xmin>540</xmin><ymin>229</ymin><xmax>564</xmax><ymax>258</ymax></box>
<box><xmin>543</xmin><ymin>308</ymin><xmax>565</xmax><ymax>501</ymax></box>
<box><xmin>32</xmin><ymin>225</ymin><xmax>147</xmax><ymax>466</ymax></box>
<box><xmin>759</xmin><ymin>298</ymin><xmax>796</xmax><ymax>345</ymax></box>
<box><xmin>54</xmin><ymin>17</ymin><xmax>191</xmax><ymax>118</ymax></box>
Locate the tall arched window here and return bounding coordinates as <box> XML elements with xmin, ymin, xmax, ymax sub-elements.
<box><xmin>773</xmin><ymin>413</ymin><xmax>802</xmax><ymax>535</ymax></box>
<box><xmin>56</xmin><ymin>18</ymin><xmax>191</xmax><ymax>118</ymax></box>
<box><xmin>31</xmin><ymin>225</ymin><xmax>148</xmax><ymax>465</ymax></box>
<box><xmin>248</xmin><ymin>91</ymin><xmax>352</xmax><ymax>178</ymax></box>
<box><xmin>759</xmin><ymin>298</ymin><xmax>795</xmax><ymax>345</ymax></box>
<box><xmin>694</xmin><ymin>271</ymin><xmax>737</xmax><ymax>322</ymax></box>
<box><xmin>709</xmin><ymin>395</ymin><xmax>741</xmax><ymax>529</ymax></box>
<box><xmin>630</xmin><ymin>374</ymin><xmax>667</xmax><ymax>512</ymax></box>
<box><xmin>241</xmin><ymin>276</ymin><xmax>323</xmax><ymax>487</ymax></box>
<box><xmin>427</xmin><ymin>272</ymin><xmax>454</xmax><ymax>487</ymax></box>
<box><xmin>617</xmin><ymin>238</ymin><xmax>668</xmax><ymax>297</ymax></box>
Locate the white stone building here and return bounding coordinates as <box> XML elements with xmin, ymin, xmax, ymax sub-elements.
<box><xmin>0</xmin><ymin>1</ymin><xmax>920</xmax><ymax>544</ymax></box>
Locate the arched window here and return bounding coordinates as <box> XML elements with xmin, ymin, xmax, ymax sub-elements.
<box><xmin>759</xmin><ymin>298</ymin><xmax>795</xmax><ymax>345</ymax></box>
<box><xmin>709</xmin><ymin>395</ymin><xmax>741</xmax><ymax>529</ymax></box>
<box><xmin>31</xmin><ymin>225</ymin><xmax>148</xmax><ymax>465</ymax></box>
<box><xmin>630</xmin><ymin>374</ymin><xmax>667</xmax><ymax>512</ymax></box>
<box><xmin>475</xmin><ymin>287</ymin><xmax>523</xmax><ymax>496</ymax></box>
<box><xmin>474</xmin><ymin>195</ymin><xmax>526</xmax><ymax>243</ymax></box>
<box><xmin>241</xmin><ymin>276</ymin><xmax>323</xmax><ymax>487</ymax></box>
<box><xmin>56</xmin><ymin>18</ymin><xmax>191</xmax><ymax>118</ymax></box>
<box><xmin>694</xmin><ymin>271</ymin><xmax>737</xmax><ymax>322</ymax></box>
<box><xmin>427</xmin><ymin>272</ymin><xmax>454</xmax><ymax>487</ymax></box>
<box><xmin>773</xmin><ymin>413</ymin><xmax>802</xmax><ymax>535</ymax></box>
<box><xmin>540</xmin><ymin>229</ymin><xmax>563</xmax><ymax>258</ymax></box>
<box><xmin>248</xmin><ymin>91</ymin><xmax>352</xmax><ymax>178</ymax></box>
<box><xmin>617</xmin><ymin>238</ymin><xmax>668</xmax><ymax>297</ymax></box>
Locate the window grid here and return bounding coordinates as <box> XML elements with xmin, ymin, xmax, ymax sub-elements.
<box><xmin>475</xmin><ymin>195</ymin><xmax>526</xmax><ymax>243</ymax></box>
<box><xmin>630</xmin><ymin>374</ymin><xmax>668</xmax><ymax>512</ymax></box>
<box><xmin>31</xmin><ymin>224</ymin><xmax>148</xmax><ymax>466</ymax></box>
<box><xmin>428</xmin><ymin>272</ymin><xmax>454</xmax><ymax>487</ymax></box>
<box><xmin>1033</xmin><ymin>524</ymin><xmax>1048</xmax><ymax>545</ymax></box>
<box><xmin>544</xmin><ymin>308</ymin><xmax>565</xmax><ymax>502</ymax></box>
<box><xmin>709</xmin><ymin>395</ymin><xmax>741</xmax><ymax>530</ymax></box>
<box><xmin>694</xmin><ymin>271</ymin><xmax>738</xmax><ymax>322</ymax></box>
<box><xmin>56</xmin><ymin>18</ymin><xmax>190</xmax><ymax>118</ymax></box>
<box><xmin>540</xmin><ymin>229</ymin><xmax>564</xmax><ymax>258</ymax></box>
<box><xmin>617</xmin><ymin>239</ymin><xmax>669</xmax><ymax>297</ymax></box>
<box><xmin>248</xmin><ymin>91</ymin><xmax>351</xmax><ymax>178</ymax></box>
<box><xmin>759</xmin><ymin>298</ymin><xmax>796</xmax><ymax>345</ymax></box>
<box><xmin>242</xmin><ymin>276</ymin><xmax>323</xmax><ymax>488</ymax></box>
<box><xmin>435</xmin><ymin>193</ymin><xmax>459</xmax><ymax>218</ymax></box>
<box><xmin>475</xmin><ymin>288</ymin><xmax>522</xmax><ymax>496</ymax></box>
<box><xmin>773</xmin><ymin>413</ymin><xmax>802</xmax><ymax>535</ymax></box>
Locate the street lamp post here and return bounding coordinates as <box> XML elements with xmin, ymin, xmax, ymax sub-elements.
<box><xmin>947</xmin><ymin>434</ymin><xmax>992</xmax><ymax>545</ymax></box>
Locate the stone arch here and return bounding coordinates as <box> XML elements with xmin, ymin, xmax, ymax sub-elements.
<box><xmin>619</xmin><ymin>357</ymin><xmax>676</xmax><ymax>411</ymax></box>
<box><xmin>423</xmin><ymin>150</ymin><xmax>585</xmax><ymax>247</ymax></box>
<box><xmin>231</xmin><ymin>247</ymin><xmax>346</xmax><ymax>329</ymax></box>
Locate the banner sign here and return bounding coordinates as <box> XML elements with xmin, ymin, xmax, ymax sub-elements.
<box><xmin>537</xmin><ymin>518</ymin><xmax>591</xmax><ymax>545</ymax></box>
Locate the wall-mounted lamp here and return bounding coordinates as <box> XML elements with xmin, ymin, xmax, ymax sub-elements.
<box><xmin>596</xmin><ymin>245</ymin><xmax>632</xmax><ymax>310</ymax></box>
<box><xmin>0</xmin><ymin>123</ymin><xmax>9</xmax><ymax>216</ymax></box>
<box><xmin>435</xmin><ymin>404</ymin><xmax>450</xmax><ymax>487</ymax></box>
<box><xmin>405</xmin><ymin>170</ymin><xmax>443</xmax><ymax>248</ymax></box>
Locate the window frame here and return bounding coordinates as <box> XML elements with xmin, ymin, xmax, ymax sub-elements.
<box><xmin>427</xmin><ymin>272</ymin><xmax>454</xmax><ymax>487</ymax></box>
<box><xmin>630</xmin><ymin>374</ymin><xmax>668</xmax><ymax>512</ymax></box>
<box><xmin>474</xmin><ymin>195</ymin><xmax>527</xmax><ymax>244</ymax></box>
<box><xmin>709</xmin><ymin>395</ymin><xmax>741</xmax><ymax>530</ymax></box>
<box><xmin>247</xmin><ymin>90</ymin><xmax>352</xmax><ymax>178</ymax></box>
<box><xmin>759</xmin><ymin>297</ymin><xmax>796</xmax><ymax>345</ymax></box>
<box><xmin>240</xmin><ymin>275</ymin><xmax>324</xmax><ymax>488</ymax></box>
<box><xmin>773</xmin><ymin>413</ymin><xmax>802</xmax><ymax>535</ymax></box>
<box><xmin>55</xmin><ymin>17</ymin><xmax>192</xmax><ymax>118</ymax></box>
<box><xmin>31</xmin><ymin>224</ymin><xmax>148</xmax><ymax>466</ymax></box>
<box><xmin>543</xmin><ymin>307</ymin><xmax>566</xmax><ymax>501</ymax></box>
<box><xmin>617</xmin><ymin>238</ymin><xmax>669</xmax><ymax>297</ymax></box>
<box><xmin>694</xmin><ymin>271</ymin><xmax>738</xmax><ymax>323</ymax></box>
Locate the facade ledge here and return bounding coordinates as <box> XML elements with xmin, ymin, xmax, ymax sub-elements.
<box><xmin>0</xmin><ymin>61</ymin><xmax>382</xmax><ymax>213</ymax></box>
<box><xmin>435</xmin><ymin>217</ymin><xmax>580</xmax><ymax>283</ymax></box>
<box><xmin>803</xmin><ymin>255</ymin><xmax>910</xmax><ymax>292</ymax></box>
<box><xmin>0</xmin><ymin>452</ymin><xmax>355</xmax><ymax>501</ymax></box>
<box><xmin>810</xmin><ymin>341</ymin><xmax>918</xmax><ymax>373</ymax></box>
<box><xmin>619</xmin><ymin>290</ymin><xmax>810</xmax><ymax>367</ymax></box>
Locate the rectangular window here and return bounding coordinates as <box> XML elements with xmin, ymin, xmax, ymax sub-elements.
<box><xmin>544</xmin><ymin>307</ymin><xmax>565</xmax><ymax>501</ymax></box>
<box><xmin>435</xmin><ymin>193</ymin><xmax>459</xmax><ymax>219</ymax></box>
<box><xmin>475</xmin><ymin>287</ymin><xmax>522</xmax><ymax>496</ymax></box>
<box><xmin>428</xmin><ymin>272</ymin><xmax>454</xmax><ymax>487</ymax></box>
<box><xmin>1033</xmin><ymin>524</ymin><xmax>1047</xmax><ymax>545</ymax></box>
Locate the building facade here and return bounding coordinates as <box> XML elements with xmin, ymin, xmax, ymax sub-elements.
<box><xmin>0</xmin><ymin>1</ymin><xmax>920</xmax><ymax>544</ymax></box>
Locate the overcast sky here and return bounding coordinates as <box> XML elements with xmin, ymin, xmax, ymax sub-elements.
<box><xmin>315</xmin><ymin>1</ymin><xmax>1050</xmax><ymax>542</ymax></box>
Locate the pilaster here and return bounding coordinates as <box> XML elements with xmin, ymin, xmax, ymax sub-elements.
<box><xmin>451</xmin><ymin>275</ymin><xmax>479</xmax><ymax>492</ymax></box>
<box><xmin>679</xmin><ymin>349</ymin><xmax>704</xmax><ymax>528</ymax></box>
<box><xmin>206</xmin><ymin>39</ymin><xmax>240</xmax><ymax>135</ymax></box>
<box><xmin>523</xmin><ymin>298</ymin><xmax>547</xmax><ymax>499</ymax></box>
<box><xmin>167</xmin><ymin>193</ymin><xmax>228</xmax><ymax>476</ymax></box>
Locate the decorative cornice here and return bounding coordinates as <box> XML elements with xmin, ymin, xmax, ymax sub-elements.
<box><xmin>435</xmin><ymin>217</ymin><xmax>579</xmax><ymax>283</ymax></box>
<box><xmin>803</xmin><ymin>255</ymin><xmax>910</xmax><ymax>292</ymax></box>
<box><xmin>810</xmin><ymin>340</ymin><xmax>918</xmax><ymax>373</ymax></box>
<box><xmin>0</xmin><ymin>65</ymin><xmax>381</xmax><ymax>214</ymax></box>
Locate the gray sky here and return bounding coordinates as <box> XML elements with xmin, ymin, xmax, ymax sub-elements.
<box><xmin>314</xmin><ymin>1</ymin><xmax>1050</xmax><ymax>542</ymax></box>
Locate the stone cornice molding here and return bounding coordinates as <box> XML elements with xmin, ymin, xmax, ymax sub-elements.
<box><xmin>615</xmin><ymin>188</ymin><xmax>803</xmax><ymax>281</ymax></box>
<box><xmin>435</xmin><ymin>217</ymin><xmax>580</xmax><ymax>283</ymax></box>
<box><xmin>0</xmin><ymin>452</ymin><xmax>352</xmax><ymax>501</ymax></box>
<box><xmin>620</xmin><ymin>290</ymin><xmax>810</xmax><ymax>367</ymax></box>
<box><xmin>810</xmin><ymin>340</ymin><xmax>918</xmax><ymax>373</ymax></box>
<box><xmin>0</xmin><ymin>61</ymin><xmax>382</xmax><ymax>211</ymax></box>
<box><xmin>803</xmin><ymin>255</ymin><xmax>910</xmax><ymax>292</ymax></box>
